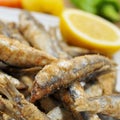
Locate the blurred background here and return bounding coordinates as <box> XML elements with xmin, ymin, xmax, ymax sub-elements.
<box><xmin>0</xmin><ymin>0</ymin><xmax>120</xmax><ymax>24</ymax></box>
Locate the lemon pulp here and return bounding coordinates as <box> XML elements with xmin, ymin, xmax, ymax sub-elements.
<box><xmin>69</xmin><ymin>14</ymin><xmax>118</xmax><ymax>42</ymax></box>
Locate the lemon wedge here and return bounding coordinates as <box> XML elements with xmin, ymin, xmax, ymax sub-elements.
<box><xmin>60</xmin><ymin>9</ymin><xmax>120</xmax><ymax>54</ymax></box>
<box><xmin>22</xmin><ymin>0</ymin><xmax>64</xmax><ymax>16</ymax></box>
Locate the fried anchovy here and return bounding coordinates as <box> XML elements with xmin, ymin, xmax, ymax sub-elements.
<box><xmin>48</xmin><ymin>27</ymin><xmax>70</xmax><ymax>58</ymax></box>
<box><xmin>0</xmin><ymin>35</ymin><xmax>56</xmax><ymax>68</ymax></box>
<box><xmin>7</xmin><ymin>22</ymin><xmax>30</xmax><ymax>46</ymax></box>
<box><xmin>19</xmin><ymin>11</ymin><xmax>69</xmax><ymax>58</ymax></box>
<box><xmin>61</xmin><ymin>43</ymin><xmax>91</xmax><ymax>57</ymax></box>
<box><xmin>0</xmin><ymin>71</ymin><xmax>25</xmax><ymax>89</ymax></box>
<box><xmin>60</xmin><ymin>81</ymin><xmax>102</xmax><ymax>120</ymax></box>
<box><xmin>0</xmin><ymin>76</ymin><xmax>50</xmax><ymax>120</ymax></box>
<box><xmin>0</xmin><ymin>20</ymin><xmax>29</xmax><ymax>46</ymax></box>
<box><xmin>75</xmin><ymin>94</ymin><xmax>120</xmax><ymax>119</ymax></box>
<box><xmin>49</xmin><ymin>27</ymin><xmax>101</xmax><ymax>120</ymax></box>
<box><xmin>0</xmin><ymin>20</ymin><xmax>9</xmax><ymax>36</ymax></box>
<box><xmin>98</xmin><ymin>71</ymin><xmax>116</xmax><ymax>95</ymax></box>
<box><xmin>59</xmin><ymin>82</ymin><xmax>85</xmax><ymax>120</ymax></box>
<box><xmin>49</xmin><ymin>27</ymin><xmax>90</xmax><ymax>57</ymax></box>
<box><xmin>60</xmin><ymin>77</ymin><xmax>116</xmax><ymax>119</ymax></box>
<box><xmin>31</xmin><ymin>54</ymin><xmax>114</xmax><ymax>102</ymax></box>
<box><xmin>0</xmin><ymin>96</ymin><xmax>19</xmax><ymax>119</ymax></box>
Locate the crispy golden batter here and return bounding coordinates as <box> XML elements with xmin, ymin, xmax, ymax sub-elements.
<box><xmin>60</xmin><ymin>82</ymin><xmax>85</xmax><ymax>120</ymax></box>
<box><xmin>0</xmin><ymin>76</ymin><xmax>50</xmax><ymax>120</ymax></box>
<box><xmin>7</xmin><ymin>22</ymin><xmax>30</xmax><ymax>46</ymax></box>
<box><xmin>0</xmin><ymin>71</ymin><xmax>25</xmax><ymax>89</ymax></box>
<box><xmin>19</xmin><ymin>11</ymin><xmax>69</xmax><ymax>58</ymax></box>
<box><xmin>31</xmin><ymin>55</ymin><xmax>114</xmax><ymax>102</ymax></box>
<box><xmin>98</xmin><ymin>71</ymin><xmax>116</xmax><ymax>95</ymax></box>
<box><xmin>49</xmin><ymin>26</ymin><xmax>90</xmax><ymax>57</ymax></box>
<box><xmin>75</xmin><ymin>94</ymin><xmax>120</xmax><ymax>119</ymax></box>
<box><xmin>0</xmin><ymin>20</ymin><xmax>29</xmax><ymax>46</ymax></box>
<box><xmin>0</xmin><ymin>35</ymin><xmax>56</xmax><ymax>68</ymax></box>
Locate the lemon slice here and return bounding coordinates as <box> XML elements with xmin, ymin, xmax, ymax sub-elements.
<box><xmin>60</xmin><ymin>9</ymin><xmax>120</xmax><ymax>54</ymax></box>
<box><xmin>22</xmin><ymin>0</ymin><xmax>64</xmax><ymax>16</ymax></box>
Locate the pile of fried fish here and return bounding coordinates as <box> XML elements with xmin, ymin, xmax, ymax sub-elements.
<box><xmin>0</xmin><ymin>11</ymin><xmax>119</xmax><ymax>120</ymax></box>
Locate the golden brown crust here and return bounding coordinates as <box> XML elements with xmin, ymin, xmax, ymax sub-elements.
<box><xmin>98</xmin><ymin>71</ymin><xmax>116</xmax><ymax>95</ymax></box>
<box><xmin>31</xmin><ymin>55</ymin><xmax>114</xmax><ymax>102</ymax></box>
<box><xmin>0</xmin><ymin>75</ymin><xmax>50</xmax><ymax>120</ymax></box>
<box><xmin>0</xmin><ymin>20</ymin><xmax>29</xmax><ymax>46</ymax></box>
<box><xmin>19</xmin><ymin>11</ymin><xmax>69</xmax><ymax>58</ymax></box>
<box><xmin>0</xmin><ymin>35</ymin><xmax>56</xmax><ymax>68</ymax></box>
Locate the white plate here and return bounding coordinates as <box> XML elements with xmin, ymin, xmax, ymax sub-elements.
<box><xmin>0</xmin><ymin>7</ymin><xmax>120</xmax><ymax>92</ymax></box>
